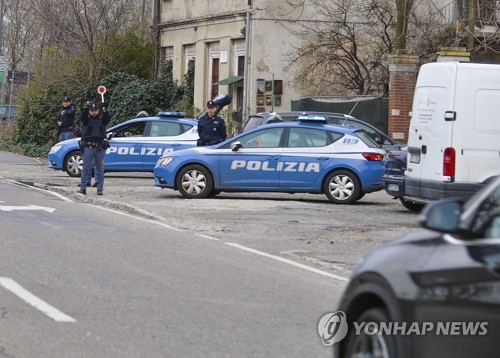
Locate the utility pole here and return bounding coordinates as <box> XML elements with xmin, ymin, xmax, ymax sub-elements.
<box><xmin>271</xmin><ymin>72</ymin><xmax>275</xmax><ymax>112</ymax></box>
<box><xmin>242</xmin><ymin>0</ymin><xmax>252</xmax><ymax>124</ymax></box>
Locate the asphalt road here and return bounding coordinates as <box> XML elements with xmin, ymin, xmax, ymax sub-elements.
<box><xmin>0</xmin><ymin>150</ymin><xmax>422</xmax><ymax>281</ymax></box>
<box><xmin>0</xmin><ymin>178</ymin><xmax>346</xmax><ymax>357</ymax></box>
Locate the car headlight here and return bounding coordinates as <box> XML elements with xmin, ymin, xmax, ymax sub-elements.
<box><xmin>49</xmin><ymin>145</ymin><xmax>62</xmax><ymax>154</ymax></box>
<box><xmin>157</xmin><ymin>156</ymin><xmax>174</xmax><ymax>166</ymax></box>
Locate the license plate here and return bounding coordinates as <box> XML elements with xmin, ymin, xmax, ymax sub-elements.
<box><xmin>387</xmin><ymin>184</ymin><xmax>399</xmax><ymax>191</ymax></box>
<box><xmin>410</xmin><ymin>153</ymin><xmax>420</xmax><ymax>163</ymax></box>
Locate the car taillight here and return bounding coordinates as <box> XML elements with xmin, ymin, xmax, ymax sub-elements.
<box><xmin>443</xmin><ymin>147</ymin><xmax>455</xmax><ymax>177</ymax></box>
<box><xmin>362</xmin><ymin>153</ymin><xmax>384</xmax><ymax>161</ymax></box>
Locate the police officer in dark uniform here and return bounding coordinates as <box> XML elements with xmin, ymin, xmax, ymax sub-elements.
<box><xmin>197</xmin><ymin>100</ymin><xmax>227</xmax><ymax>146</ymax></box>
<box><xmin>56</xmin><ymin>97</ymin><xmax>76</xmax><ymax>142</ymax></box>
<box><xmin>77</xmin><ymin>102</ymin><xmax>111</xmax><ymax>196</ymax></box>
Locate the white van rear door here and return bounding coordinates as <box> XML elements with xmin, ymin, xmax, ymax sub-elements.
<box><xmin>406</xmin><ymin>63</ymin><xmax>456</xmax><ymax>182</ymax></box>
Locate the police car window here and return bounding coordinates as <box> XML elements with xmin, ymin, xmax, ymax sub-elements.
<box><xmin>237</xmin><ymin>128</ymin><xmax>284</xmax><ymax>148</ymax></box>
<box><xmin>149</xmin><ymin>122</ymin><xmax>182</xmax><ymax>137</ymax></box>
<box><xmin>287</xmin><ymin>128</ymin><xmax>332</xmax><ymax>147</ymax></box>
<box><xmin>113</xmin><ymin>122</ymin><xmax>146</xmax><ymax>137</ymax></box>
<box><xmin>180</xmin><ymin>123</ymin><xmax>194</xmax><ymax>133</ymax></box>
<box><xmin>470</xmin><ymin>185</ymin><xmax>500</xmax><ymax>238</ymax></box>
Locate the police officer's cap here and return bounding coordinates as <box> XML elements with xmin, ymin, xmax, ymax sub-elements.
<box><xmin>89</xmin><ymin>103</ymin><xmax>99</xmax><ymax>111</ymax></box>
<box><xmin>206</xmin><ymin>100</ymin><xmax>216</xmax><ymax>108</ymax></box>
<box><xmin>63</xmin><ymin>97</ymin><xmax>71</xmax><ymax>102</ymax></box>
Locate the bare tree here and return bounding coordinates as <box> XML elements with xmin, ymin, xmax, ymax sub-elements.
<box><xmin>280</xmin><ymin>0</ymin><xmax>472</xmax><ymax>96</ymax></box>
<box><xmin>282</xmin><ymin>0</ymin><xmax>395</xmax><ymax>96</ymax></box>
<box><xmin>33</xmin><ymin>0</ymin><xmax>145</xmax><ymax>80</ymax></box>
<box><xmin>394</xmin><ymin>0</ymin><xmax>415</xmax><ymax>50</ymax></box>
<box><xmin>3</xmin><ymin>0</ymin><xmax>44</xmax><ymax>71</ymax></box>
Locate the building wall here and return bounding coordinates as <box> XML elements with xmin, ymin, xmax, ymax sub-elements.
<box><xmin>158</xmin><ymin>0</ymin><xmax>309</xmax><ymax>117</ymax></box>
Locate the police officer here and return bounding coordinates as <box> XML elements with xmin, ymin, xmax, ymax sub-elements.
<box><xmin>77</xmin><ymin>102</ymin><xmax>110</xmax><ymax>196</ymax></box>
<box><xmin>56</xmin><ymin>97</ymin><xmax>76</xmax><ymax>142</ymax></box>
<box><xmin>197</xmin><ymin>100</ymin><xmax>227</xmax><ymax>146</ymax></box>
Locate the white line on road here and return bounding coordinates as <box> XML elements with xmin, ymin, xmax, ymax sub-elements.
<box><xmin>0</xmin><ymin>277</ymin><xmax>76</xmax><ymax>322</ymax></box>
<box><xmin>94</xmin><ymin>205</ymin><xmax>183</xmax><ymax>231</ymax></box>
<box><xmin>6</xmin><ymin>179</ymin><xmax>73</xmax><ymax>202</ymax></box>
<box><xmin>0</xmin><ymin>204</ymin><xmax>55</xmax><ymax>213</ymax></box>
<box><xmin>225</xmin><ymin>243</ymin><xmax>349</xmax><ymax>282</ymax></box>
<box><xmin>195</xmin><ymin>234</ymin><xmax>221</xmax><ymax>241</ymax></box>
<box><xmin>91</xmin><ymin>206</ymin><xmax>348</xmax><ymax>281</ymax></box>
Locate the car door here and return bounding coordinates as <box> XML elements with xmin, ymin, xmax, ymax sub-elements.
<box><xmin>106</xmin><ymin>121</ymin><xmax>147</xmax><ymax>170</ymax></box>
<box><xmin>218</xmin><ymin>127</ymin><xmax>284</xmax><ymax>188</ymax></box>
<box><xmin>279</xmin><ymin>127</ymin><xmax>339</xmax><ymax>188</ymax></box>
<box><xmin>141</xmin><ymin>121</ymin><xmax>197</xmax><ymax>170</ymax></box>
<box><xmin>411</xmin><ymin>184</ymin><xmax>500</xmax><ymax>358</ymax></box>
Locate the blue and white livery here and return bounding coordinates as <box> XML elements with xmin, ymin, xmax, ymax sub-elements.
<box><xmin>48</xmin><ymin>112</ymin><xmax>198</xmax><ymax>177</ymax></box>
<box><xmin>154</xmin><ymin>117</ymin><xmax>386</xmax><ymax>204</ymax></box>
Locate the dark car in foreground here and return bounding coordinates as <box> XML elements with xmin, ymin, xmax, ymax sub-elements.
<box><xmin>382</xmin><ymin>148</ymin><xmax>425</xmax><ymax>212</ymax></box>
<box><xmin>242</xmin><ymin>111</ymin><xmax>402</xmax><ymax>151</ymax></box>
<box><xmin>335</xmin><ymin>176</ymin><xmax>500</xmax><ymax>358</ymax></box>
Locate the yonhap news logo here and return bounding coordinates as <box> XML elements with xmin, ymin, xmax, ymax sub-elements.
<box><xmin>317</xmin><ymin>311</ymin><xmax>488</xmax><ymax>346</ymax></box>
<box><xmin>317</xmin><ymin>311</ymin><xmax>348</xmax><ymax>346</ymax></box>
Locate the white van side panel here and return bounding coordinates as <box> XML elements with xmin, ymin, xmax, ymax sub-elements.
<box><xmin>406</xmin><ymin>63</ymin><xmax>456</xmax><ymax>182</ymax></box>
<box><xmin>468</xmin><ymin>84</ymin><xmax>500</xmax><ymax>182</ymax></box>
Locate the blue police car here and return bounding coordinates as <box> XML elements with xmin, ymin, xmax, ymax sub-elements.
<box><xmin>154</xmin><ymin>116</ymin><xmax>386</xmax><ymax>204</ymax></box>
<box><xmin>48</xmin><ymin>112</ymin><xmax>198</xmax><ymax>177</ymax></box>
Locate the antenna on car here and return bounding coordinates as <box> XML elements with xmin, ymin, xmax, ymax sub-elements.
<box><xmin>349</xmin><ymin>60</ymin><xmax>379</xmax><ymax>116</ymax></box>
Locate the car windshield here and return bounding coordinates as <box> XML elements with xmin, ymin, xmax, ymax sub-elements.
<box><xmin>354</xmin><ymin>130</ymin><xmax>381</xmax><ymax>148</ymax></box>
<box><xmin>242</xmin><ymin>115</ymin><xmax>265</xmax><ymax>132</ymax></box>
<box><xmin>344</xmin><ymin>119</ymin><xmax>394</xmax><ymax>145</ymax></box>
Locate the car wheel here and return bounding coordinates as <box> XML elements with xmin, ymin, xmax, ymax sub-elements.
<box><xmin>176</xmin><ymin>165</ymin><xmax>213</xmax><ymax>199</ymax></box>
<box><xmin>399</xmin><ymin>198</ymin><xmax>425</xmax><ymax>212</ymax></box>
<box><xmin>324</xmin><ymin>170</ymin><xmax>361</xmax><ymax>204</ymax></box>
<box><xmin>344</xmin><ymin>308</ymin><xmax>396</xmax><ymax>358</ymax></box>
<box><xmin>64</xmin><ymin>151</ymin><xmax>83</xmax><ymax>177</ymax></box>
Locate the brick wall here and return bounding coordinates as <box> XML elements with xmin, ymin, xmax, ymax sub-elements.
<box><xmin>387</xmin><ymin>54</ymin><xmax>419</xmax><ymax>144</ymax></box>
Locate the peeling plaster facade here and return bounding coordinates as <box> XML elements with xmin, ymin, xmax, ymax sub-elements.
<box><xmin>157</xmin><ymin>0</ymin><xmax>312</xmax><ymax>116</ymax></box>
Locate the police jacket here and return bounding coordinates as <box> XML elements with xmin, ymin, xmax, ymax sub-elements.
<box><xmin>56</xmin><ymin>105</ymin><xmax>76</xmax><ymax>132</ymax></box>
<box><xmin>80</xmin><ymin>108</ymin><xmax>111</xmax><ymax>143</ymax></box>
<box><xmin>198</xmin><ymin>113</ymin><xmax>227</xmax><ymax>144</ymax></box>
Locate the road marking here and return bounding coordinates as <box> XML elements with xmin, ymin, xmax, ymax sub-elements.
<box><xmin>196</xmin><ymin>234</ymin><xmax>221</xmax><ymax>241</ymax></box>
<box><xmin>90</xmin><ymin>206</ymin><xmax>348</xmax><ymax>281</ymax></box>
<box><xmin>93</xmin><ymin>206</ymin><xmax>183</xmax><ymax>231</ymax></box>
<box><xmin>0</xmin><ymin>277</ymin><xmax>76</xmax><ymax>322</ymax></box>
<box><xmin>225</xmin><ymin>243</ymin><xmax>349</xmax><ymax>282</ymax></box>
<box><xmin>0</xmin><ymin>204</ymin><xmax>55</xmax><ymax>213</ymax></box>
<box><xmin>6</xmin><ymin>179</ymin><xmax>73</xmax><ymax>202</ymax></box>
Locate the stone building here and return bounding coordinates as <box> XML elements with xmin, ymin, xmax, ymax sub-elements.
<box><xmin>153</xmin><ymin>1</ymin><xmax>313</xmax><ymax>118</ymax></box>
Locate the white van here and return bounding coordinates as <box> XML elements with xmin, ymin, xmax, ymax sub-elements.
<box><xmin>405</xmin><ymin>62</ymin><xmax>500</xmax><ymax>204</ymax></box>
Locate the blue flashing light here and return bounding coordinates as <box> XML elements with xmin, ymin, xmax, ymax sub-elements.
<box><xmin>297</xmin><ymin>114</ymin><xmax>328</xmax><ymax>123</ymax></box>
<box><xmin>157</xmin><ymin>111</ymin><xmax>184</xmax><ymax>118</ymax></box>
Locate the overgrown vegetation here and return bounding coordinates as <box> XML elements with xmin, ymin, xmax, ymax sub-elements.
<box><xmin>0</xmin><ymin>0</ymin><xmax>196</xmax><ymax>157</ymax></box>
<box><xmin>8</xmin><ymin>61</ymin><xmax>192</xmax><ymax>157</ymax></box>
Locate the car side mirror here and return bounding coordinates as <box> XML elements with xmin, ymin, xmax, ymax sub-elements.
<box><xmin>107</xmin><ymin>132</ymin><xmax>114</xmax><ymax>140</ymax></box>
<box><xmin>420</xmin><ymin>199</ymin><xmax>463</xmax><ymax>232</ymax></box>
<box><xmin>231</xmin><ymin>141</ymin><xmax>242</xmax><ymax>151</ymax></box>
